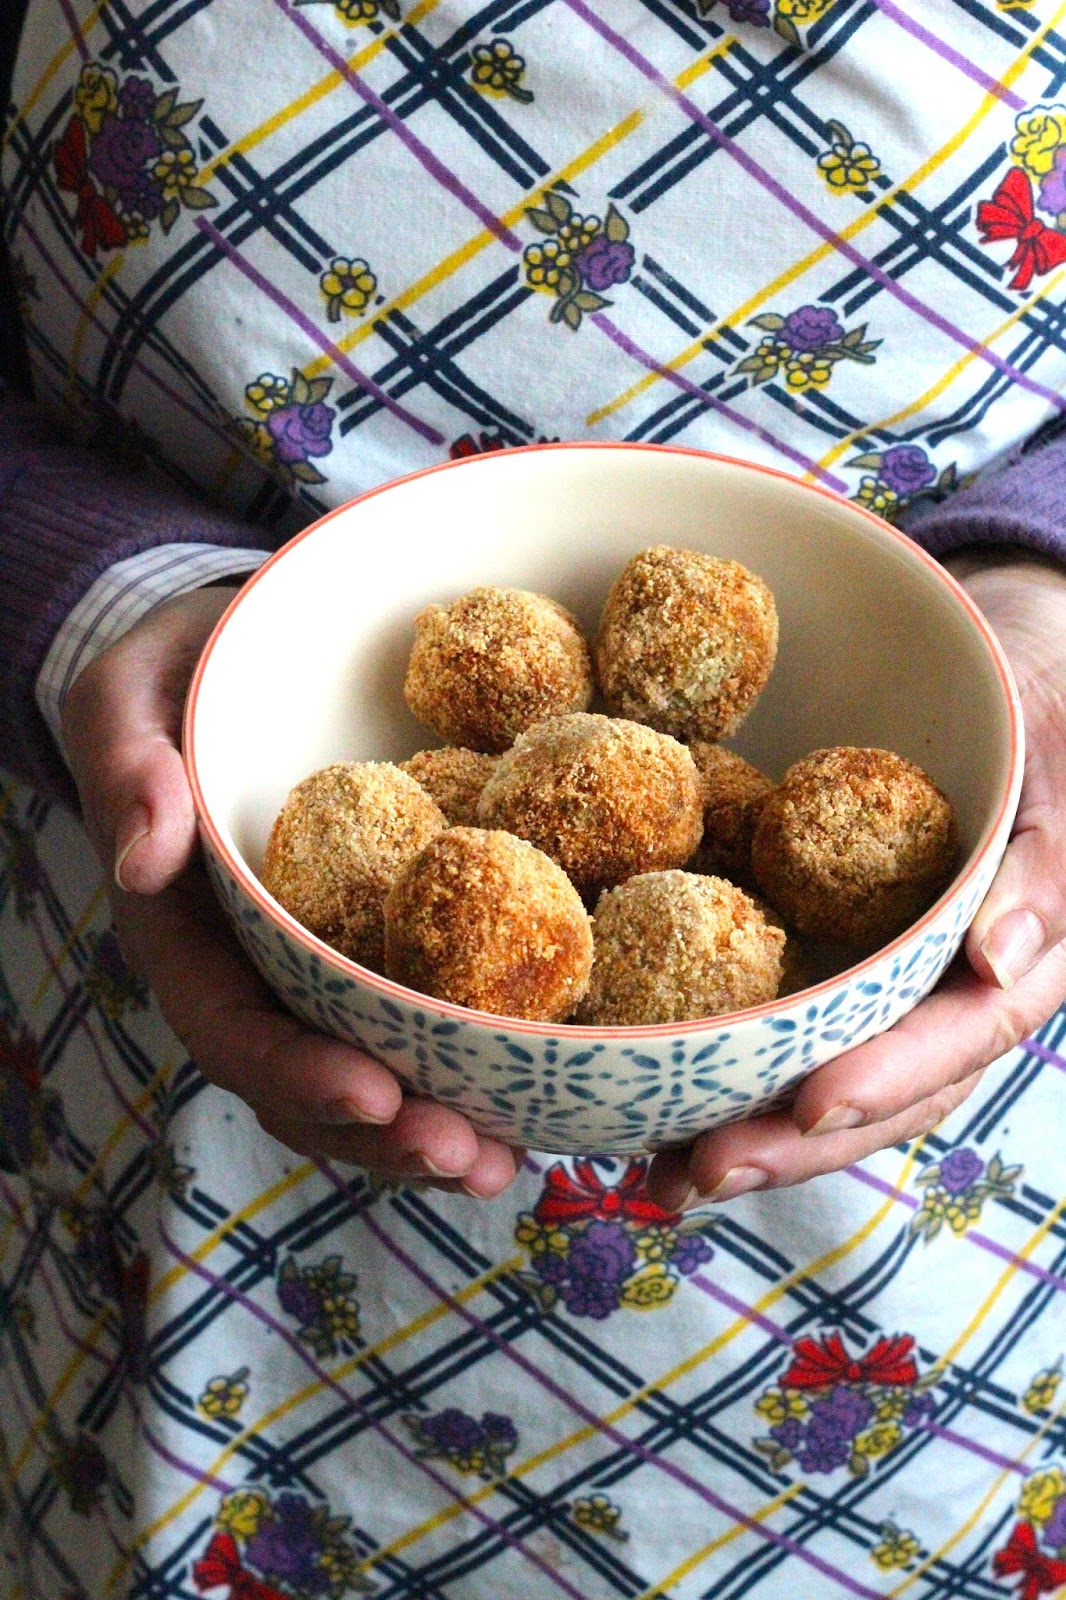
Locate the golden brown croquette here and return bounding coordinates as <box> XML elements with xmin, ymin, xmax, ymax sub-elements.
<box><xmin>689</xmin><ymin>742</ymin><xmax>776</xmax><ymax>882</ymax></box>
<box><xmin>400</xmin><ymin>747</ymin><xmax>499</xmax><ymax>826</ymax></box>
<box><xmin>261</xmin><ymin>762</ymin><xmax>447</xmax><ymax>971</ymax></box>
<box><xmin>752</xmin><ymin>747</ymin><xmax>958</xmax><ymax>946</ymax></box>
<box><xmin>403</xmin><ymin>586</ymin><xmax>594</xmax><ymax>753</ymax></box>
<box><xmin>595</xmin><ymin>546</ymin><xmax>778</xmax><ymax>742</ymax></box>
<box><xmin>383</xmin><ymin>827</ymin><xmax>593</xmax><ymax>1021</ymax></box>
<box><xmin>476</xmin><ymin>712</ymin><xmax>704</xmax><ymax>897</ymax></box>
<box><xmin>575</xmin><ymin>871</ymin><xmax>785</xmax><ymax>1026</ymax></box>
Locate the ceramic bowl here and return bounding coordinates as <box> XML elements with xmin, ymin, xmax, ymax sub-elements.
<box><xmin>184</xmin><ymin>444</ymin><xmax>1023</xmax><ymax>1155</ymax></box>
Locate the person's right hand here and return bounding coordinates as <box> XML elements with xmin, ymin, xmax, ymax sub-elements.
<box><xmin>62</xmin><ymin>585</ymin><xmax>524</xmax><ymax>1197</ymax></box>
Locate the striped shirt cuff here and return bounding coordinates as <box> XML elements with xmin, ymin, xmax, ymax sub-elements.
<box><xmin>35</xmin><ymin>542</ymin><xmax>269</xmax><ymax>756</ymax></box>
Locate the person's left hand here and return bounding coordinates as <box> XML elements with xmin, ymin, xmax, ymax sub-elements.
<box><xmin>646</xmin><ymin>550</ymin><xmax>1066</xmax><ymax>1211</ymax></box>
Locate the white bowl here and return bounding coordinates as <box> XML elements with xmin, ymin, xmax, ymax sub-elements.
<box><xmin>184</xmin><ymin>444</ymin><xmax>1023</xmax><ymax>1155</ymax></box>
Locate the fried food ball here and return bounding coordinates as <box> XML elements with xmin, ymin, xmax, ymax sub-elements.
<box><xmin>689</xmin><ymin>743</ymin><xmax>776</xmax><ymax>881</ymax></box>
<box><xmin>261</xmin><ymin>762</ymin><xmax>447</xmax><ymax>971</ymax></box>
<box><xmin>476</xmin><ymin>712</ymin><xmax>704</xmax><ymax>897</ymax></box>
<box><xmin>383</xmin><ymin>828</ymin><xmax>593</xmax><ymax>1022</ymax></box>
<box><xmin>752</xmin><ymin>747</ymin><xmax>958</xmax><ymax>947</ymax></box>
<box><xmin>595</xmin><ymin>546</ymin><xmax>779</xmax><ymax>742</ymax></box>
<box><xmin>403</xmin><ymin>586</ymin><xmax>594</xmax><ymax>754</ymax></box>
<box><xmin>749</xmin><ymin>893</ymin><xmax>814</xmax><ymax>999</ymax></box>
<box><xmin>575</xmin><ymin>871</ymin><xmax>785</xmax><ymax>1026</ymax></box>
<box><xmin>399</xmin><ymin>747</ymin><xmax>498</xmax><ymax>826</ymax></box>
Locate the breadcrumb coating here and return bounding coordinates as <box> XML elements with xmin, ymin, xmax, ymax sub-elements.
<box><xmin>400</xmin><ymin>747</ymin><xmax>498</xmax><ymax>826</ymax></box>
<box><xmin>752</xmin><ymin>747</ymin><xmax>958</xmax><ymax>946</ymax></box>
<box><xmin>576</xmin><ymin>871</ymin><xmax>785</xmax><ymax>1026</ymax></box>
<box><xmin>476</xmin><ymin>712</ymin><xmax>704</xmax><ymax>896</ymax></box>
<box><xmin>689</xmin><ymin>743</ymin><xmax>776</xmax><ymax>881</ymax></box>
<box><xmin>403</xmin><ymin>586</ymin><xmax>594</xmax><ymax>754</ymax></box>
<box><xmin>383</xmin><ymin>827</ymin><xmax>593</xmax><ymax>1021</ymax></box>
<box><xmin>748</xmin><ymin>893</ymin><xmax>814</xmax><ymax>999</ymax></box>
<box><xmin>595</xmin><ymin>546</ymin><xmax>779</xmax><ymax>741</ymax></box>
<box><xmin>261</xmin><ymin>762</ymin><xmax>446</xmax><ymax>971</ymax></box>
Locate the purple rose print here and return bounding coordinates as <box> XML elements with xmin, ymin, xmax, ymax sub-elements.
<box><xmin>901</xmin><ymin>1392</ymin><xmax>937</xmax><ymax>1429</ymax></box>
<box><xmin>118</xmin><ymin>75</ymin><xmax>157</xmax><ymax>120</ymax></box>
<box><xmin>1039</xmin><ymin>148</ymin><xmax>1066</xmax><ymax>217</ymax></box>
<box><xmin>783</xmin><ymin>305</ymin><xmax>844</xmax><ymax>351</ymax></box>
<box><xmin>575</xmin><ymin>235</ymin><xmax>635</xmax><ymax>291</ymax></box>
<box><xmin>562</xmin><ymin>1278</ymin><xmax>623</xmax><ymax>1319</ymax></box>
<box><xmin>87</xmin><ymin>115</ymin><xmax>161</xmax><ymax>208</ymax></box>
<box><xmin>245</xmin><ymin>1493</ymin><xmax>329</xmax><ymax>1594</ymax></box>
<box><xmin>879</xmin><ymin>444</ymin><xmax>937</xmax><ymax>497</ymax></box>
<box><xmin>808</xmin><ymin>1385</ymin><xmax>874</xmax><ymax>1440</ymax></box>
<box><xmin>938</xmin><ymin>1147</ymin><xmax>984</xmax><ymax>1196</ymax></box>
<box><xmin>421</xmin><ymin>1409</ymin><xmax>485</xmax><ymax>1455</ymax></box>
<box><xmin>1043</xmin><ymin>1494</ymin><xmax>1066</xmax><ymax>1551</ymax></box>
<box><xmin>723</xmin><ymin>0</ymin><xmax>771</xmax><ymax>21</ymax></box>
<box><xmin>482</xmin><ymin>1413</ymin><xmax>519</xmax><ymax>1452</ymax></box>
<box><xmin>567</xmin><ymin>1221</ymin><xmax>637</xmax><ymax>1284</ymax></box>
<box><xmin>277</xmin><ymin>1264</ymin><xmax>321</xmax><ymax>1327</ymax></box>
<box><xmin>266</xmin><ymin>400</ymin><xmax>336</xmax><ymax>465</ymax></box>
<box><xmin>534</xmin><ymin>1251</ymin><xmax>570</xmax><ymax>1285</ymax></box>
<box><xmin>797</xmin><ymin>1429</ymin><xmax>853</xmax><ymax>1474</ymax></box>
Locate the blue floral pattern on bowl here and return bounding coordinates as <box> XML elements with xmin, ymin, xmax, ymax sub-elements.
<box><xmin>202</xmin><ymin>834</ymin><xmax>999</xmax><ymax>1155</ymax></box>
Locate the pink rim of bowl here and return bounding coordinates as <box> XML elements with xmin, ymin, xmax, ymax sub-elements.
<box><xmin>183</xmin><ymin>441</ymin><xmax>1024</xmax><ymax>1042</ymax></box>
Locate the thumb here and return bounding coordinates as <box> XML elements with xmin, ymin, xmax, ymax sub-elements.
<box><xmin>62</xmin><ymin>587</ymin><xmax>237</xmax><ymax>896</ymax></box>
<box><xmin>967</xmin><ymin>704</ymin><xmax>1066</xmax><ymax>990</ymax></box>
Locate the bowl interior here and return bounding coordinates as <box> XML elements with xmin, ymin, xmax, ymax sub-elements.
<box><xmin>189</xmin><ymin>446</ymin><xmax>1017</xmax><ymax>949</ymax></box>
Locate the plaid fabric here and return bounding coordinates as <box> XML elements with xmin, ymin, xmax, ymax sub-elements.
<box><xmin>5</xmin><ymin>3</ymin><xmax>1066</xmax><ymax>1597</ymax></box>
<box><xmin>3</xmin><ymin>776</ymin><xmax>1066</xmax><ymax>1600</ymax></box>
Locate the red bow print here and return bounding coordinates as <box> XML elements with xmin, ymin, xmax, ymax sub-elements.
<box><xmin>54</xmin><ymin>117</ymin><xmax>126</xmax><ymax>256</ymax></box>
<box><xmin>533</xmin><ymin>1158</ymin><xmax>680</xmax><ymax>1228</ymax></box>
<box><xmin>781</xmin><ymin>1332</ymin><xmax>919</xmax><ymax>1391</ymax></box>
<box><xmin>192</xmin><ymin>1531</ymin><xmax>287</xmax><ymax>1600</ymax></box>
<box><xmin>993</xmin><ymin>1521</ymin><xmax>1066</xmax><ymax>1600</ymax></box>
<box><xmin>0</xmin><ymin>1021</ymin><xmax>40</xmax><ymax>1092</ymax></box>
<box><xmin>976</xmin><ymin>166</ymin><xmax>1066</xmax><ymax>292</ymax></box>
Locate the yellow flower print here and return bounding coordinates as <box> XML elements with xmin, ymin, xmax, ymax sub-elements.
<box><xmin>945</xmin><ymin>1194</ymin><xmax>982</xmax><ymax>1235</ymax></box>
<box><xmin>245</xmin><ymin>373</ymin><xmax>291</xmax><ymax>415</ymax></box>
<box><xmin>557</xmin><ymin>213</ymin><xmax>600</xmax><ymax>252</ymax></box>
<box><xmin>470</xmin><ymin>39</ymin><xmax>533</xmax><ymax>103</ymax></box>
<box><xmin>75</xmin><ymin>64</ymin><xmax>118</xmax><ymax>134</ymax></box>
<box><xmin>634</xmin><ymin>1226</ymin><xmax>678</xmax><ymax>1264</ymax></box>
<box><xmin>320</xmin><ymin>256</ymin><xmax>377</xmax><ymax>322</ymax></box>
<box><xmin>333</xmin><ymin>0</ymin><xmax>401</xmax><ymax>23</ymax></box>
<box><xmin>855</xmin><ymin>475</ymin><xmax>899</xmax><ymax>517</ymax></box>
<box><xmin>1011</xmin><ymin>106</ymin><xmax>1066</xmax><ymax>178</ymax></box>
<box><xmin>124</xmin><ymin>216</ymin><xmax>151</xmax><ymax>245</ymax></box>
<box><xmin>515</xmin><ymin>1216</ymin><xmax>569</xmax><ymax>1255</ymax></box>
<box><xmin>236</xmin><ymin>419</ymin><xmax>276</xmax><ymax>465</ymax></box>
<box><xmin>784</xmin><ymin>352</ymin><xmax>834</xmax><ymax>391</ymax></box>
<box><xmin>854</xmin><ymin>1421</ymin><xmax>903</xmax><ymax>1459</ymax></box>
<box><xmin>619</xmin><ymin>1264</ymin><xmax>677</xmax><ymax>1310</ymax></box>
<box><xmin>216</xmin><ymin>1489</ymin><xmax>271</xmax><ymax>1539</ymax></box>
<box><xmin>198</xmin><ymin>1368</ymin><xmax>250</xmax><ymax>1420</ymax></box>
<box><xmin>871</xmin><ymin>1523</ymin><xmax>922</xmax><ymax>1571</ymax></box>
<box><xmin>322</xmin><ymin>1293</ymin><xmax>360</xmax><ymax>1342</ymax></box>
<box><xmin>524</xmin><ymin>239</ymin><xmax>573</xmax><ymax>291</ymax></box>
<box><xmin>153</xmin><ymin>147</ymin><xmax>200</xmax><ymax>198</ymax></box>
<box><xmin>1023</xmin><ymin>1360</ymin><xmax>1063</xmax><ymax>1415</ymax></box>
<box><xmin>875</xmin><ymin>1390</ymin><xmax>910</xmax><ymax>1422</ymax></box>
<box><xmin>755</xmin><ymin>1389</ymin><xmax>808</xmax><ymax>1426</ymax></box>
<box><xmin>1020</xmin><ymin>1467</ymin><xmax>1066</xmax><ymax>1525</ymax></box>
<box><xmin>817</xmin><ymin>121</ymin><xmax>881</xmax><ymax>193</ymax></box>
<box><xmin>777</xmin><ymin>0</ymin><xmax>834</xmax><ymax>21</ymax></box>
<box><xmin>572</xmin><ymin>1494</ymin><xmax>628</xmax><ymax>1540</ymax></box>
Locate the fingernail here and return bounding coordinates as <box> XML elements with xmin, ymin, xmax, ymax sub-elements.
<box><xmin>804</xmin><ymin>1102</ymin><xmax>866</xmax><ymax>1138</ymax></box>
<box><xmin>320</xmin><ymin>1096</ymin><xmax>392</xmax><ymax>1126</ymax></box>
<box><xmin>679</xmin><ymin>1186</ymin><xmax>702</xmax><ymax>1211</ymax></box>
<box><xmin>114</xmin><ymin>804</ymin><xmax>151</xmax><ymax>891</ymax></box>
<box><xmin>704</xmin><ymin>1166</ymin><xmax>769</xmax><ymax>1203</ymax></box>
<box><xmin>415</xmin><ymin>1153</ymin><xmax>452</xmax><ymax>1178</ymax></box>
<box><xmin>979</xmin><ymin>908</ymin><xmax>1047</xmax><ymax>990</ymax></box>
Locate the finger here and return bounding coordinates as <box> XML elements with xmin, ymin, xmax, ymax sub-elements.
<box><xmin>648</xmin><ymin>1070</ymin><xmax>986</xmax><ymax>1206</ymax></box>
<box><xmin>117</xmin><ymin>867</ymin><xmax>403</xmax><ymax>1127</ymax></box>
<box><xmin>790</xmin><ymin>941</ymin><xmax>1066</xmax><ymax>1137</ymax></box>
<box><xmin>254</xmin><ymin>1097</ymin><xmax>490</xmax><ymax>1181</ymax></box>
<box><xmin>62</xmin><ymin>588</ymin><xmax>236</xmax><ymax>894</ymax></box>
<box><xmin>967</xmin><ymin>812</ymin><xmax>1066</xmax><ymax>989</ymax></box>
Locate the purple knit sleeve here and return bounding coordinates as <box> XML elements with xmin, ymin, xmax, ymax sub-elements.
<box><xmin>903</xmin><ymin>427</ymin><xmax>1066</xmax><ymax>564</ymax></box>
<box><xmin>0</xmin><ymin>387</ymin><xmax>273</xmax><ymax>803</ymax></box>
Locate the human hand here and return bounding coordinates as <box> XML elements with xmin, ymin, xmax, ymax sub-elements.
<box><xmin>647</xmin><ymin>551</ymin><xmax>1066</xmax><ymax>1209</ymax></box>
<box><xmin>62</xmin><ymin>586</ymin><xmax>523</xmax><ymax>1196</ymax></box>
